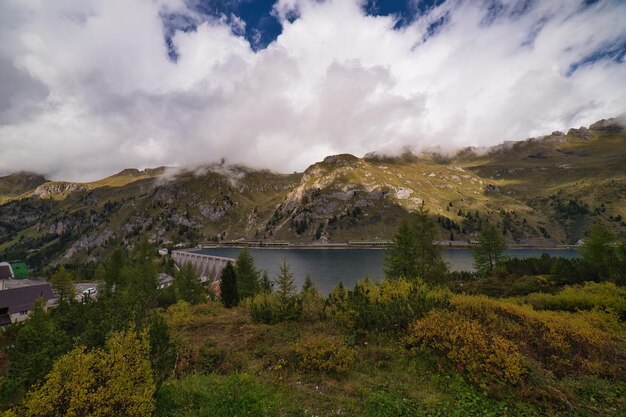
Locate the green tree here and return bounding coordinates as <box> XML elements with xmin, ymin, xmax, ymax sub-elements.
<box><xmin>471</xmin><ymin>223</ymin><xmax>506</xmax><ymax>276</ymax></box>
<box><xmin>384</xmin><ymin>220</ymin><xmax>416</xmax><ymax>280</ymax></box>
<box><xmin>103</xmin><ymin>247</ymin><xmax>127</xmax><ymax>293</ymax></box>
<box><xmin>580</xmin><ymin>222</ymin><xmax>614</xmax><ymax>279</ymax></box>
<box><xmin>10</xmin><ymin>329</ymin><xmax>155</xmax><ymax>417</ymax></box>
<box><xmin>0</xmin><ymin>301</ymin><xmax>71</xmax><ymax>408</ymax></box>
<box><xmin>121</xmin><ymin>239</ymin><xmax>159</xmax><ymax>312</ymax></box>
<box><xmin>93</xmin><ymin>264</ymin><xmax>106</xmax><ymax>285</ymax></box>
<box><xmin>235</xmin><ymin>250</ymin><xmax>260</xmax><ymax>300</ymax></box>
<box><xmin>384</xmin><ymin>204</ymin><xmax>448</xmax><ymax>284</ymax></box>
<box><xmin>48</xmin><ymin>266</ymin><xmax>75</xmax><ymax>301</ymax></box>
<box><xmin>302</xmin><ymin>274</ymin><xmax>315</xmax><ymax>293</ymax></box>
<box><xmin>174</xmin><ymin>263</ymin><xmax>205</xmax><ymax>304</ymax></box>
<box><xmin>220</xmin><ymin>262</ymin><xmax>239</xmax><ymax>308</ymax></box>
<box><xmin>259</xmin><ymin>271</ymin><xmax>273</xmax><ymax>294</ymax></box>
<box><xmin>273</xmin><ymin>261</ymin><xmax>301</xmax><ymax>321</ymax></box>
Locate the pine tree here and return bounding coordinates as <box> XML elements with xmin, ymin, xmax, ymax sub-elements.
<box><xmin>384</xmin><ymin>220</ymin><xmax>417</xmax><ymax>279</ymax></box>
<box><xmin>302</xmin><ymin>274</ymin><xmax>315</xmax><ymax>293</ymax></box>
<box><xmin>275</xmin><ymin>260</ymin><xmax>296</xmax><ymax>302</ymax></box>
<box><xmin>174</xmin><ymin>263</ymin><xmax>205</xmax><ymax>304</ymax></box>
<box><xmin>259</xmin><ymin>270</ymin><xmax>273</xmax><ymax>294</ymax></box>
<box><xmin>471</xmin><ymin>223</ymin><xmax>506</xmax><ymax>276</ymax></box>
<box><xmin>49</xmin><ymin>266</ymin><xmax>76</xmax><ymax>301</ymax></box>
<box><xmin>220</xmin><ymin>262</ymin><xmax>239</xmax><ymax>308</ymax></box>
<box><xmin>580</xmin><ymin>222</ymin><xmax>618</xmax><ymax>280</ymax></box>
<box><xmin>274</xmin><ymin>261</ymin><xmax>301</xmax><ymax>321</ymax></box>
<box><xmin>384</xmin><ymin>204</ymin><xmax>448</xmax><ymax>284</ymax></box>
<box><xmin>235</xmin><ymin>250</ymin><xmax>260</xmax><ymax>300</ymax></box>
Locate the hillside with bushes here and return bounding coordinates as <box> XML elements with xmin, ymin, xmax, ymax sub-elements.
<box><xmin>0</xmin><ymin>217</ymin><xmax>624</xmax><ymax>416</ymax></box>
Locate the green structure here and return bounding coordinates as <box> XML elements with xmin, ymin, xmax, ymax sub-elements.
<box><xmin>9</xmin><ymin>262</ymin><xmax>28</xmax><ymax>278</ymax></box>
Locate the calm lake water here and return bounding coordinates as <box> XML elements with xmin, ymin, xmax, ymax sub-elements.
<box><xmin>197</xmin><ymin>247</ymin><xmax>579</xmax><ymax>294</ymax></box>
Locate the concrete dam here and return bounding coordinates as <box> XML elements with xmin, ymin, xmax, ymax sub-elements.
<box><xmin>171</xmin><ymin>250</ymin><xmax>235</xmax><ymax>282</ymax></box>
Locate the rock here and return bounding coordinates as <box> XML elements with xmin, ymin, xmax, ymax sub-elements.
<box><xmin>567</xmin><ymin>126</ymin><xmax>591</xmax><ymax>139</ymax></box>
<box><xmin>485</xmin><ymin>184</ymin><xmax>500</xmax><ymax>193</ymax></box>
<box><xmin>589</xmin><ymin>118</ymin><xmax>624</xmax><ymax>133</ymax></box>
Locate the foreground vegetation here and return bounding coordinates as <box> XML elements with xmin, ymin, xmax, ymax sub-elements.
<box><xmin>0</xmin><ymin>217</ymin><xmax>625</xmax><ymax>416</ymax></box>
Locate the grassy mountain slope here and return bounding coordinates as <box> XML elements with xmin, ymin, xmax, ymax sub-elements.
<box><xmin>0</xmin><ymin>119</ymin><xmax>624</xmax><ymax>269</ymax></box>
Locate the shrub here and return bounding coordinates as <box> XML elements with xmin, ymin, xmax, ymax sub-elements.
<box><xmin>326</xmin><ymin>278</ymin><xmax>449</xmax><ymax>332</ymax></box>
<box><xmin>410</xmin><ymin>294</ymin><xmax>623</xmax><ymax>385</ymax></box>
<box><xmin>300</xmin><ymin>288</ymin><xmax>325</xmax><ymax>322</ymax></box>
<box><xmin>247</xmin><ymin>293</ymin><xmax>302</xmax><ymax>324</ymax></box>
<box><xmin>164</xmin><ymin>300</ymin><xmax>192</xmax><ymax>328</ymax></box>
<box><xmin>290</xmin><ymin>335</ymin><xmax>355</xmax><ymax>374</ymax></box>
<box><xmin>410</xmin><ymin>310</ymin><xmax>526</xmax><ymax>385</ymax></box>
<box><xmin>520</xmin><ymin>282</ymin><xmax>626</xmax><ymax>320</ymax></box>
<box><xmin>9</xmin><ymin>329</ymin><xmax>155</xmax><ymax>417</ymax></box>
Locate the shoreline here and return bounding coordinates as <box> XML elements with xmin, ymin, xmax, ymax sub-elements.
<box><xmin>192</xmin><ymin>243</ymin><xmax>579</xmax><ymax>251</ymax></box>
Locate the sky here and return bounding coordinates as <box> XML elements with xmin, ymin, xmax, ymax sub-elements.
<box><xmin>0</xmin><ymin>0</ymin><xmax>625</xmax><ymax>181</ymax></box>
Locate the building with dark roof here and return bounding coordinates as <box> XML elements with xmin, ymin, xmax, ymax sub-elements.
<box><xmin>0</xmin><ymin>264</ymin><xmax>13</xmax><ymax>280</ymax></box>
<box><xmin>0</xmin><ymin>283</ymin><xmax>55</xmax><ymax>326</ymax></box>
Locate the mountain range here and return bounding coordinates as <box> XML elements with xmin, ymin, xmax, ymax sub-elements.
<box><xmin>0</xmin><ymin>118</ymin><xmax>624</xmax><ymax>269</ymax></box>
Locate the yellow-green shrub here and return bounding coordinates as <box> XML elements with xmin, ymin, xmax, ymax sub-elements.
<box><xmin>448</xmin><ymin>295</ymin><xmax>619</xmax><ymax>377</ymax></box>
<box><xmin>410</xmin><ymin>310</ymin><xmax>526</xmax><ymax>385</ymax></box>
<box><xmin>325</xmin><ymin>278</ymin><xmax>450</xmax><ymax>332</ymax></box>
<box><xmin>246</xmin><ymin>293</ymin><xmax>302</xmax><ymax>324</ymax></box>
<box><xmin>164</xmin><ymin>300</ymin><xmax>193</xmax><ymax>328</ymax></box>
<box><xmin>300</xmin><ymin>288</ymin><xmax>325</xmax><ymax>322</ymax></box>
<box><xmin>290</xmin><ymin>335</ymin><xmax>356</xmax><ymax>374</ymax></box>
<box><xmin>520</xmin><ymin>282</ymin><xmax>626</xmax><ymax>320</ymax></box>
<box><xmin>7</xmin><ymin>329</ymin><xmax>155</xmax><ymax>417</ymax></box>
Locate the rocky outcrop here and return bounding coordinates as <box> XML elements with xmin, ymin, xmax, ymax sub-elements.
<box><xmin>589</xmin><ymin>118</ymin><xmax>624</xmax><ymax>133</ymax></box>
<box><xmin>33</xmin><ymin>182</ymin><xmax>89</xmax><ymax>198</ymax></box>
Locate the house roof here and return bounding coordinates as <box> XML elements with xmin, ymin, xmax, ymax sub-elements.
<box><xmin>0</xmin><ymin>283</ymin><xmax>55</xmax><ymax>314</ymax></box>
<box><xmin>0</xmin><ymin>265</ymin><xmax>13</xmax><ymax>280</ymax></box>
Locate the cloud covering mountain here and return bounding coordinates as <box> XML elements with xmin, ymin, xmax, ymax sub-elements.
<box><xmin>1</xmin><ymin>0</ymin><xmax>625</xmax><ymax>181</ymax></box>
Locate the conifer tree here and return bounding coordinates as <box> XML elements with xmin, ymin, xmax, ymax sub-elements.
<box><xmin>471</xmin><ymin>223</ymin><xmax>506</xmax><ymax>276</ymax></box>
<box><xmin>235</xmin><ymin>250</ymin><xmax>260</xmax><ymax>300</ymax></box>
<box><xmin>302</xmin><ymin>274</ymin><xmax>315</xmax><ymax>293</ymax></box>
<box><xmin>49</xmin><ymin>266</ymin><xmax>75</xmax><ymax>301</ymax></box>
<box><xmin>384</xmin><ymin>203</ymin><xmax>448</xmax><ymax>283</ymax></box>
<box><xmin>259</xmin><ymin>270</ymin><xmax>273</xmax><ymax>294</ymax></box>
<box><xmin>220</xmin><ymin>261</ymin><xmax>239</xmax><ymax>308</ymax></box>
<box><xmin>274</xmin><ymin>261</ymin><xmax>301</xmax><ymax>320</ymax></box>
<box><xmin>174</xmin><ymin>263</ymin><xmax>205</xmax><ymax>304</ymax></box>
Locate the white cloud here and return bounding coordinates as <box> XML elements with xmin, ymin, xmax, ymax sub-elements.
<box><xmin>0</xmin><ymin>0</ymin><xmax>625</xmax><ymax>181</ymax></box>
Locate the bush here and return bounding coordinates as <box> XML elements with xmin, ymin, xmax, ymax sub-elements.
<box><xmin>247</xmin><ymin>293</ymin><xmax>302</xmax><ymax>324</ymax></box>
<box><xmin>155</xmin><ymin>374</ymin><xmax>279</xmax><ymax>417</ymax></box>
<box><xmin>164</xmin><ymin>300</ymin><xmax>193</xmax><ymax>328</ymax></box>
<box><xmin>300</xmin><ymin>288</ymin><xmax>325</xmax><ymax>322</ymax></box>
<box><xmin>326</xmin><ymin>278</ymin><xmax>450</xmax><ymax>332</ymax></box>
<box><xmin>290</xmin><ymin>335</ymin><xmax>355</xmax><ymax>374</ymax></box>
<box><xmin>410</xmin><ymin>294</ymin><xmax>623</xmax><ymax>386</ymax></box>
<box><xmin>409</xmin><ymin>310</ymin><xmax>527</xmax><ymax>385</ymax></box>
<box><xmin>520</xmin><ymin>282</ymin><xmax>626</xmax><ymax>320</ymax></box>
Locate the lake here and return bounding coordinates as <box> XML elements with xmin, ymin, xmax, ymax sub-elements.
<box><xmin>196</xmin><ymin>247</ymin><xmax>580</xmax><ymax>294</ymax></box>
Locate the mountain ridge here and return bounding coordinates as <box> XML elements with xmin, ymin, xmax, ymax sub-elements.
<box><xmin>0</xmin><ymin>118</ymin><xmax>624</xmax><ymax>269</ymax></box>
